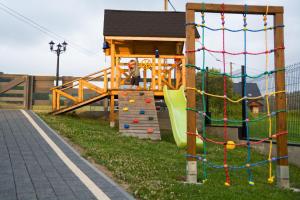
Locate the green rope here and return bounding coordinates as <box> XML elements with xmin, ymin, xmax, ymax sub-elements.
<box><xmin>185</xmin><ymin>64</ymin><xmax>285</xmax><ymax>79</ymax></box>
<box><xmin>186</xmin><ymin>108</ymin><xmax>286</xmax><ymax>123</ymax></box>
<box><xmin>200</xmin><ymin>11</ymin><xmax>208</xmax><ymax>181</ymax></box>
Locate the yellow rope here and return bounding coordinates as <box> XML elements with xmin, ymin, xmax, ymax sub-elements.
<box><xmin>264</xmin><ymin>6</ymin><xmax>274</xmax><ymax>184</ymax></box>
<box><xmin>185</xmin><ymin>87</ymin><xmax>285</xmax><ymax>103</ymax></box>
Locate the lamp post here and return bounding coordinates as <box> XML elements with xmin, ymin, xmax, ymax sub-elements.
<box><xmin>49</xmin><ymin>41</ymin><xmax>67</xmax><ymax>86</ymax></box>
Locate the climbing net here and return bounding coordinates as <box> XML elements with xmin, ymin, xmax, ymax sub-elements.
<box><xmin>185</xmin><ymin>4</ymin><xmax>288</xmax><ymax>186</ymax></box>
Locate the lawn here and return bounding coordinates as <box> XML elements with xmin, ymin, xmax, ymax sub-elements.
<box><xmin>38</xmin><ymin>113</ymin><xmax>300</xmax><ymax>200</ymax></box>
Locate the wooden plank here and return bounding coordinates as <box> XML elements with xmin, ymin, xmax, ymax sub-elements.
<box><xmin>186</xmin><ymin>3</ymin><xmax>283</xmax><ymax>14</ymax></box>
<box><xmin>0</xmin><ymin>97</ymin><xmax>24</xmax><ymax>102</ymax></box>
<box><xmin>0</xmin><ymin>90</ymin><xmax>24</xmax><ymax>95</ymax></box>
<box><xmin>33</xmin><ymin>100</ymin><xmax>50</xmax><ymax>105</ymax></box>
<box><xmin>0</xmin><ymin>77</ymin><xmax>25</xmax><ymax>94</ymax></box>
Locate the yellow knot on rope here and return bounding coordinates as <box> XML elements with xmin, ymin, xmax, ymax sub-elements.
<box><xmin>268</xmin><ymin>176</ymin><xmax>274</xmax><ymax>184</ymax></box>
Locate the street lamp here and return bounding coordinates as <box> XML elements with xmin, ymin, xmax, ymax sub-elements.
<box><xmin>49</xmin><ymin>40</ymin><xmax>68</xmax><ymax>86</ymax></box>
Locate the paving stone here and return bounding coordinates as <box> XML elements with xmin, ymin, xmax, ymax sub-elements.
<box><xmin>0</xmin><ymin>110</ymin><xmax>134</xmax><ymax>200</ymax></box>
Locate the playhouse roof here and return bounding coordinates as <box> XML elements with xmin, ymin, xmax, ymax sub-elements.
<box><xmin>233</xmin><ymin>82</ymin><xmax>262</xmax><ymax>97</ymax></box>
<box><xmin>103</xmin><ymin>10</ymin><xmax>200</xmax><ymax>38</ymax></box>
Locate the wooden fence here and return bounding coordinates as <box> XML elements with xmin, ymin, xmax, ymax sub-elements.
<box><xmin>0</xmin><ymin>74</ymin><xmax>106</xmax><ymax>110</ymax></box>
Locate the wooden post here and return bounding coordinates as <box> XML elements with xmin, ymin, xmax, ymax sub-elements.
<box><xmin>104</xmin><ymin>70</ymin><xmax>108</xmax><ymax>92</ymax></box>
<box><xmin>24</xmin><ymin>75</ymin><xmax>33</xmax><ymax>110</ymax></box>
<box><xmin>109</xmin><ymin>95</ymin><xmax>115</xmax><ymax>127</ymax></box>
<box><xmin>274</xmin><ymin>12</ymin><xmax>289</xmax><ymax>188</ymax></box>
<box><xmin>151</xmin><ymin>58</ymin><xmax>156</xmax><ymax>90</ymax></box>
<box><xmin>56</xmin><ymin>93</ymin><xmax>60</xmax><ymax>110</ymax></box>
<box><xmin>158</xmin><ymin>58</ymin><xmax>162</xmax><ymax>90</ymax></box>
<box><xmin>185</xmin><ymin>8</ymin><xmax>197</xmax><ymax>183</ymax></box>
<box><xmin>164</xmin><ymin>0</ymin><xmax>168</xmax><ymax>11</ymax></box>
<box><xmin>116</xmin><ymin>56</ymin><xmax>120</xmax><ymax>88</ymax></box>
<box><xmin>52</xmin><ymin>90</ymin><xmax>57</xmax><ymax>111</ymax></box>
<box><xmin>110</xmin><ymin>41</ymin><xmax>115</xmax><ymax>89</ymax></box>
<box><xmin>78</xmin><ymin>80</ymin><xmax>84</xmax><ymax>102</ymax></box>
<box><xmin>182</xmin><ymin>58</ymin><xmax>186</xmax><ymax>88</ymax></box>
<box><xmin>168</xmin><ymin>70</ymin><xmax>172</xmax><ymax>86</ymax></box>
<box><xmin>143</xmin><ymin>68</ymin><xmax>147</xmax><ymax>90</ymax></box>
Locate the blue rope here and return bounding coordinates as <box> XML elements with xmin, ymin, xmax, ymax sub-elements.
<box><xmin>201</xmin><ymin>156</ymin><xmax>288</xmax><ymax>170</ymax></box>
<box><xmin>243</xmin><ymin>5</ymin><xmax>253</xmax><ymax>183</ymax></box>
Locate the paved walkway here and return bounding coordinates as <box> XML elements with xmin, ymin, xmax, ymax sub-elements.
<box><xmin>0</xmin><ymin>110</ymin><xmax>134</xmax><ymax>200</ymax></box>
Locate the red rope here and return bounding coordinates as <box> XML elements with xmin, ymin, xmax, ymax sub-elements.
<box><xmin>187</xmin><ymin>131</ymin><xmax>288</xmax><ymax>146</ymax></box>
<box><xmin>220</xmin><ymin>8</ymin><xmax>230</xmax><ymax>185</ymax></box>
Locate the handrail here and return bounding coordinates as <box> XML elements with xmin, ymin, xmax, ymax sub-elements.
<box><xmin>51</xmin><ymin>67</ymin><xmax>111</xmax><ymax>90</ymax></box>
<box><xmin>60</xmin><ymin>71</ymin><xmax>111</xmax><ymax>91</ymax></box>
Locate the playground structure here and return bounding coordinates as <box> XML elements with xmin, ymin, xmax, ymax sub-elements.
<box><xmin>50</xmin><ymin>10</ymin><xmax>195</xmax><ymax>139</ymax></box>
<box><xmin>185</xmin><ymin>3</ymin><xmax>288</xmax><ymax>188</ymax></box>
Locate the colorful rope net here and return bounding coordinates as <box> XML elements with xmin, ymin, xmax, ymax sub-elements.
<box><xmin>185</xmin><ymin>4</ymin><xmax>288</xmax><ymax>186</ymax></box>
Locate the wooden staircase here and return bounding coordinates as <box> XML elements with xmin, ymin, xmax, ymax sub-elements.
<box><xmin>51</xmin><ymin>67</ymin><xmax>110</xmax><ymax>115</ymax></box>
<box><xmin>118</xmin><ymin>91</ymin><xmax>161</xmax><ymax>140</ymax></box>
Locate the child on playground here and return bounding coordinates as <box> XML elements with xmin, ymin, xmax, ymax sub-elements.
<box><xmin>128</xmin><ymin>59</ymin><xmax>140</xmax><ymax>89</ymax></box>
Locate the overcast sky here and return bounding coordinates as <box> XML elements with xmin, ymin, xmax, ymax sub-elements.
<box><xmin>0</xmin><ymin>0</ymin><xmax>299</xmax><ymax>77</ymax></box>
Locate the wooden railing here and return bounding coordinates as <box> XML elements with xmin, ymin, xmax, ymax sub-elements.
<box><xmin>115</xmin><ymin>55</ymin><xmax>186</xmax><ymax>91</ymax></box>
<box><xmin>51</xmin><ymin>67</ymin><xmax>111</xmax><ymax>111</ymax></box>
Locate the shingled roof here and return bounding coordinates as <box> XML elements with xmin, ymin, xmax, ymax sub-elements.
<box><xmin>233</xmin><ymin>82</ymin><xmax>262</xmax><ymax>97</ymax></box>
<box><xmin>103</xmin><ymin>10</ymin><xmax>200</xmax><ymax>38</ymax></box>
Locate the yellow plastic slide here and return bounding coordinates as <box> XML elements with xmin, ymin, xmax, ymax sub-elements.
<box><xmin>163</xmin><ymin>86</ymin><xmax>203</xmax><ymax>150</ymax></box>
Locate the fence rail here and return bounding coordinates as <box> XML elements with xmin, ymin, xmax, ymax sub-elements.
<box><xmin>249</xmin><ymin>63</ymin><xmax>300</xmax><ymax>144</ymax></box>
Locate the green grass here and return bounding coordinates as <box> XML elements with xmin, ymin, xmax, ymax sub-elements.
<box><xmin>38</xmin><ymin>113</ymin><xmax>300</xmax><ymax>200</ymax></box>
<box><xmin>209</xmin><ymin>110</ymin><xmax>300</xmax><ymax>144</ymax></box>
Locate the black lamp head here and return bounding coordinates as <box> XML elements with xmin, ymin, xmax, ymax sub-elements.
<box><xmin>49</xmin><ymin>41</ymin><xmax>55</xmax><ymax>50</ymax></box>
<box><xmin>62</xmin><ymin>41</ymin><xmax>68</xmax><ymax>51</ymax></box>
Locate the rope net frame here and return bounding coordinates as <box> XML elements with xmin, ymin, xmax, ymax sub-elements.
<box><xmin>185</xmin><ymin>3</ymin><xmax>288</xmax><ymax>186</ymax></box>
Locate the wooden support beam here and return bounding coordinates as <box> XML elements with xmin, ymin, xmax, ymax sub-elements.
<box><xmin>24</xmin><ymin>75</ymin><xmax>33</xmax><ymax>110</ymax></box>
<box><xmin>81</xmin><ymin>79</ymin><xmax>105</xmax><ymax>94</ymax></box>
<box><xmin>52</xmin><ymin>90</ymin><xmax>57</xmax><ymax>111</ymax></box>
<box><xmin>111</xmin><ymin>41</ymin><xmax>116</xmax><ymax>89</ymax></box>
<box><xmin>274</xmin><ymin>12</ymin><xmax>289</xmax><ymax>188</ymax></box>
<box><xmin>78</xmin><ymin>80</ymin><xmax>84</xmax><ymax>102</ymax></box>
<box><xmin>143</xmin><ymin>68</ymin><xmax>147</xmax><ymax>90</ymax></box>
<box><xmin>185</xmin><ymin>8</ymin><xmax>197</xmax><ymax>183</ymax></box>
<box><xmin>151</xmin><ymin>58</ymin><xmax>156</xmax><ymax>90</ymax></box>
<box><xmin>103</xmin><ymin>71</ymin><xmax>108</xmax><ymax>92</ymax></box>
<box><xmin>56</xmin><ymin>90</ymin><xmax>78</xmax><ymax>102</ymax></box>
<box><xmin>182</xmin><ymin>58</ymin><xmax>186</xmax><ymax>89</ymax></box>
<box><xmin>109</xmin><ymin>95</ymin><xmax>115</xmax><ymax>127</ymax></box>
<box><xmin>116</xmin><ymin>57</ymin><xmax>120</xmax><ymax>88</ymax></box>
<box><xmin>56</xmin><ymin>93</ymin><xmax>60</xmax><ymax>110</ymax></box>
<box><xmin>158</xmin><ymin>58</ymin><xmax>162</xmax><ymax>91</ymax></box>
<box><xmin>186</xmin><ymin>3</ymin><xmax>283</xmax><ymax>14</ymax></box>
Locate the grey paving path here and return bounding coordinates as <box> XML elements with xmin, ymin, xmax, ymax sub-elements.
<box><xmin>0</xmin><ymin>110</ymin><xmax>134</xmax><ymax>200</ymax></box>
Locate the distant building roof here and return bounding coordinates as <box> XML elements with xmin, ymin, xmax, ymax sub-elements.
<box><xmin>103</xmin><ymin>10</ymin><xmax>200</xmax><ymax>38</ymax></box>
<box><xmin>233</xmin><ymin>82</ymin><xmax>262</xmax><ymax>97</ymax></box>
